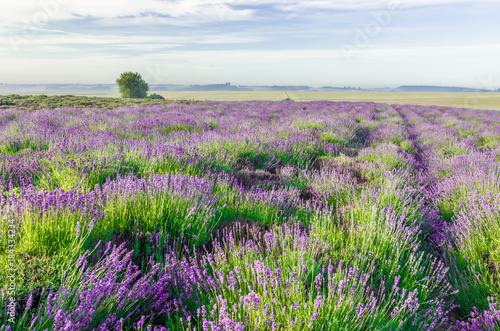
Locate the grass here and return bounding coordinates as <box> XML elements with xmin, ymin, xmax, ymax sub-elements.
<box><xmin>0</xmin><ymin>94</ymin><xmax>199</xmax><ymax>111</ymax></box>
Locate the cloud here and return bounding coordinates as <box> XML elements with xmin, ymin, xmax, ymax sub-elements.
<box><xmin>2</xmin><ymin>43</ymin><xmax>498</xmax><ymax>83</ymax></box>
<box><xmin>1</xmin><ymin>0</ymin><xmax>493</xmax><ymax>42</ymax></box>
<box><xmin>2</xmin><ymin>0</ymin><xmax>493</xmax><ymax>27</ymax></box>
<box><xmin>0</xmin><ymin>0</ymin><xmax>498</xmax><ymax>86</ymax></box>
<box><xmin>0</xmin><ymin>0</ymin><xmax>254</xmax><ymax>26</ymax></box>
<box><xmin>2</xmin><ymin>29</ymin><xmax>263</xmax><ymax>54</ymax></box>
<box><xmin>221</xmin><ymin>0</ymin><xmax>495</xmax><ymax>11</ymax></box>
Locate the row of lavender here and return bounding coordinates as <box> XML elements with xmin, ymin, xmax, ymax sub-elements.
<box><xmin>397</xmin><ymin>104</ymin><xmax>500</xmax><ymax>329</ymax></box>
<box><xmin>0</xmin><ymin>101</ymin><xmax>498</xmax><ymax>330</ymax></box>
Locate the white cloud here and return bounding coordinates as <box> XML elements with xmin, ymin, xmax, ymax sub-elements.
<box><xmin>1</xmin><ymin>43</ymin><xmax>499</xmax><ymax>85</ymax></box>
<box><xmin>0</xmin><ymin>0</ymin><xmax>254</xmax><ymax>26</ymax></box>
<box><xmin>0</xmin><ymin>0</ymin><xmax>498</xmax><ymax>86</ymax></box>
<box><xmin>0</xmin><ymin>29</ymin><xmax>262</xmax><ymax>55</ymax></box>
<box><xmin>1</xmin><ymin>0</ymin><xmax>492</xmax><ymax>27</ymax></box>
<box><xmin>223</xmin><ymin>0</ymin><xmax>495</xmax><ymax>11</ymax></box>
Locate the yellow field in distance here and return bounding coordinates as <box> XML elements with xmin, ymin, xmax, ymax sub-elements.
<box><xmin>4</xmin><ymin>90</ymin><xmax>500</xmax><ymax>110</ymax></box>
<box><xmin>154</xmin><ymin>91</ymin><xmax>500</xmax><ymax>110</ymax></box>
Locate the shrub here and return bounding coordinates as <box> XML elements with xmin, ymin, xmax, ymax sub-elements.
<box><xmin>147</xmin><ymin>93</ymin><xmax>165</xmax><ymax>100</ymax></box>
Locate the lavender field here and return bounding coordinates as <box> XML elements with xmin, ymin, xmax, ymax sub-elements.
<box><xmin>0</xmin><ymin>100</ymin><xmax>499</xmax><ymax>330</ymax></box>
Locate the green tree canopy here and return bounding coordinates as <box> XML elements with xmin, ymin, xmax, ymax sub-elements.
<box><xmin>116</xmin><ymin>72</ymin><xmax>149</xmax><ymax>98</ymax></box>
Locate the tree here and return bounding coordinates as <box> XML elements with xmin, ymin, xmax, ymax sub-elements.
<box><xmin>116</xmin><ymin>72</ymin><xmax>149</xmax><ymax>98</ymax></box>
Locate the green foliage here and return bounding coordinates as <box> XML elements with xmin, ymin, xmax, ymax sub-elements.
<box><xmin>116</xmin><ymin>72</ymin><xmax>149</xmax><ymax>99</ymax></box>
<box><xmin>99</xmin><ymin>184</ymin><xmax>219</xmax><ymax>243</ymax></box>
<box><xmin>147</xmin><ymin>93</ymin><xmax>165</xmax><ymax>100</ymax></box>
<box><xmin>294</xmin><ymin>121</ymin><xmax>324</xmax><ymax>130</ymax></box>
<box><xmin>399</xmin><ymin>140</ymin><xmax>415</xmax><ymax>154</ymax></box>
<box><xmin>158</xmin><ymin>123</ymin><xmax>200</xmax><ymax>136</ymax></box>
<box><xmin>358</xmin><ymin>144</ymin><xmax>411</xmax><ymax>170</ymax></box>
<box><xmin>0</xmin><ymin>94</ymin><xmax>199</xmax><ymax>111</ymax></box>
<box><xmin>319</xmin><ymin>132</ymin><xmax>345</xmax><ymax>144</ymax></box>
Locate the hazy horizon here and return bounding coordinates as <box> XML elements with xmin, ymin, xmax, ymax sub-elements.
<box><xmin>1</xmin><ymin>0</ymin><xmax>499</xmax><ymax>89</ymax></box>
<box><xmin>0</xmin><ymin>82</ymin><xmax>499</xmax><ymax>91</ymax></box>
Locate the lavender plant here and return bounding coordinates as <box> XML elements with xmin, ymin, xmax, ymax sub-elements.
<box><xmin>1</xmin><ymin>99</ymin><xmax>500</xmax><ymax>330</ymax></box>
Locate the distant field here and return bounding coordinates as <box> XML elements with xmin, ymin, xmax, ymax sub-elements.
<box><xmin>2</xmin><ymin>90</ymin><xmax>500</xmax><ymax>110</ymax></box>
<box><xmin>155</xmin><ymin>91</ymin><xmax>500</xmax><ymax>110</ymax></box>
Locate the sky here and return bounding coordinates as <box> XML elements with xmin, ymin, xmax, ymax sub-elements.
<box><xmin>0</xmin><ymin>0</ymin><xmax>499</xmax><ymax>88</ymax></box>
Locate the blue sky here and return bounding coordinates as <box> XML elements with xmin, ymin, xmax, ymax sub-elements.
<box><xmin>1</xmin><ymin>0</ymin><xmax>499</xmax><ymax>88</ymax></box>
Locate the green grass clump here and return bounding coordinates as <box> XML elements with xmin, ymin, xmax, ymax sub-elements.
<box><xmin>358</xmin><ymin>144</ymin><xmax>412</xmax><ymax>171</ymax></box>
